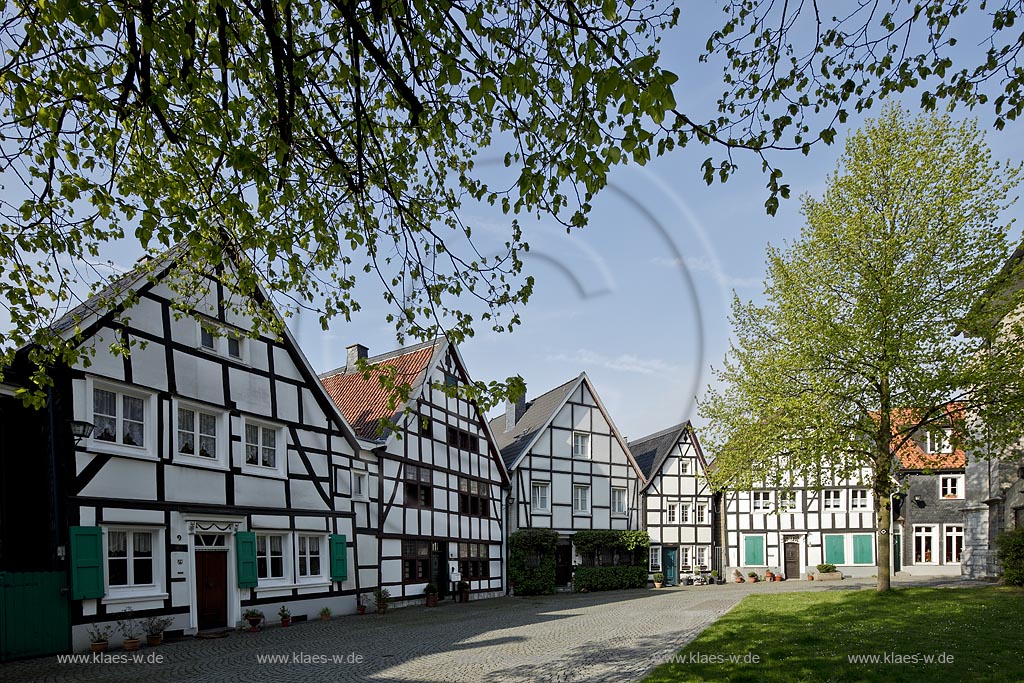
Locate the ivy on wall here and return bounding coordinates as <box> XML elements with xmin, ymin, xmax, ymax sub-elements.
<box><xmin>508</xmin><ymin>529</ymin><xmax>559</xmax><ymax>596</ymax></box>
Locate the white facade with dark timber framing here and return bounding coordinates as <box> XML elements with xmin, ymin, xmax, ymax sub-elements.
<box><xmin>47</xmin><ymin>246</ymin><xmax>367</xmax><ymax>652</ymax></box>
<box><xmin>630</xmin><ymin>422</ymin><xmax>716</xmax><ymax>585</ymax></box>
<box><xmin>489</xmin><ymin>373</ymin><xmax>645</xmax><ymax>587</ymax></box>
<box><xmin>321</xmin><ymin>339</ymin><xmax>508</xmax><ymax>604</ymax></box>
<box><xmin>721</xmin><ymin>467</ymin><xmax>879</xmax><ymax>580</ymax></box>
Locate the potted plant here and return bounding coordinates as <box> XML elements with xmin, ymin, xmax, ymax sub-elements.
<box><xmin>356</xmin><ymin>595</ymin><xmax>367</xmax><ymax>615</ymax></box>
<box><xmin>243</xmin><ymin>608</ymin><xmax>264</xmax><ymax>631</ymax></box>
<box><xmin>87</xmin><ymin>624</ymin><xmax>113</xmax><ymax>653</ymax></box>
<box><xmin>374</xmin><ymin>587</ymin><xmax>390</xmax><ymax>614</ymax></box>
<box><xmin>424</xmin><ymin>583</ymin><xmax>439</xmax><ymax>607</ymax></box>
<box><xmin>746</xmin><ymin>571</ymin><xmax>758</xmax><ymax>583</ymax></box>
<box><xmin>117</xmin><ymin>608</ymin><xmax>141</xmax><ymax>651</ymax></box>
<box><xmin>458</xmin><ymin>580</ymin><xmax>470</xmax><ymax>603</ymax></box>
<box><xmin>278</xmin><ymin>605</ymin><xmax>291</xmax><ymax>627</ymax></box>
<box><xmin>710</xmin><ymin>570</ymin><xmax>720</xmax><ymax>586</ymax></box>
<box><xmin>142</xmin><ymin>615</ymin><xmax>173</xmax><ymax>647</ymax></box>
<box><xmin>765</xmin><ymin>569</ymin><xmax>775</xmax><ymax>581</ymax></box>
<box><xmin>807</xmin><ymin>570</ymin><xmax>814</xmax><ymax>581</ymax></box>
<box><xmin>653</xmin><ymin>572</ymin><xmax>665</xmax><ymax>588</ymax></box>
<box><xmin>733</xmin><ymin>568</ymin><xmax>744</xmax><ymax>583</ymax></box>
<box><xmin>775</xmin><ymin>571</ymin><xmax>784</xmax><ymax>582</ymax></box>
<box><xmin>319</xmin><ymin>607</ymin><xmax>331</xmax><ymax>621</ymax></box>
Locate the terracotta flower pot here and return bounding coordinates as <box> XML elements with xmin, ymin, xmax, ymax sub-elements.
<box><xmin>775</xmin><ymin>575</ymin><xmax>783</xmax><ymax>582</ymax></box>
<box><xmin>90</xmin><ymin>641</ymin><xmax>109</xmax><ymax>653</ymax></box>
<box><xmin>247</xmin><ymin>617</ymin><xmax>263</xmax><ymax>631</ymax></box>
<box><xmin>146</xmin><ymin>635</ymin><xmax>162</xmax><ymax>647</ymax></box>
<box><xmin>654</xmin><ymin>582</ymin><xmax>664</xmax><ymax>589</ymax></box>
<box><xmin>357</xmin><ymin>605</ymin><xmax>366</xmax><ymax>615</ymax></box>
<box><xmin>280</xmin><ymin>617</ymin><xmax>291</xmax><ymax>627</ymax></box>
<box><xmin>426</xmin><ymin>594</ymin><xmax>439</xmax><ymax>607</ymax></box>
<box><xmin>123</xmin><ymin>638</ymin><xmax>141</xmax><ymax>652</ymax></box>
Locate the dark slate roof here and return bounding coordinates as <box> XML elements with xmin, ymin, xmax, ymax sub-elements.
<box><xmin>49</xmin><ymin>244</ymin><xmax>186</xmax><ymax>336</ymax></box>
<box><xmin>319</xmin><ymin>340</ymin><xmax>440</xmax><ymax>441</ymax></box>
<box><xmin>628</xmin><ymin>422</ymin><xmax>689</xmax><ymax>480</ymax></box>
<box><xmin>487</xmin><ymin>374</ymin><xmax>582</xmax><ymax>469</ymax></box>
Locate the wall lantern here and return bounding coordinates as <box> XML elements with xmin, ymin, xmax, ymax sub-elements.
<box><xmin>68</xmin><ymin>420</ymin><xmax>95</xmax><ymax>443</ymax></box>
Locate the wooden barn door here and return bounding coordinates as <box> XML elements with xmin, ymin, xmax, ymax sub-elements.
<box><xmin>0</xmin><ymin>571</ymin><xmax>70</xmax><ymax>660</ymax></box>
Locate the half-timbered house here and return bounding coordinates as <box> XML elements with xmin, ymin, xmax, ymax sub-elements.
<box><xmin>320</xmin><ymin>339</ymin><xmax>508</xmax><ymax>603</ymax></box>
<box><xmin>721</xmin><ymin>467</ymin><xmax>879</xmax><ymax>580</ymax></box>
<box><xmin>488</xmin><ymin>373</ymin><xmax>645</xmax><ymax>588</ymax></box>
<box><xmin>630</xmin><ymin>422</ymin><xmax>717</xmax><ymax>585</ymax></box>
<box><xmin>1</xmin><ymin>245</ymin><xmax>370</xmax><ymax>656</ymax></box>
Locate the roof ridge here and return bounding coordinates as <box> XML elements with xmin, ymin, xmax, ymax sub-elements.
<box><xmin>319</xmin><ymin>338</ymin><xmax>441</xmax><ymax>379</ymax></box>
<box><xmin>628</xmin><ymin>421</ymin><xmax>689</xmax><ymax>447</ymax></box>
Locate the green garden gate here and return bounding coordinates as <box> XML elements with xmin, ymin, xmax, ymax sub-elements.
<box><xmin>0</xmin><ymin>571</ymin><xmax>71</xmax><ymax>661</ymax></box>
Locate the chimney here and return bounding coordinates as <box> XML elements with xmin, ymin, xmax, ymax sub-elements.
<box><xmin>346</xmin><ymin>343</ymin><xmax>369</xmax><ymax>369</ymax></box>
<box><xmin>505</xmin><ymin>389</ymin><xmax>527</xmax><ymax>432</ymax></box>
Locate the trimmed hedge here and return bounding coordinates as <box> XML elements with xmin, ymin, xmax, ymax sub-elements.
<box><xmin>509</xmin><ymin>529</ymin><xmax>559</xmax><ymax>596</ymax></box>
<box><xmin>996</xmin><ymin>527</ymin><xmax>1024</xmax><ymax>586</ymax></box>
<box><xmin>573</xmin><ymin>565</ymin><xmax>648</xmax><ymax>592</ymax></box>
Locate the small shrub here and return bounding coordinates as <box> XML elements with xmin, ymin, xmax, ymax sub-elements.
<box><xmin>817</xmin><ymin>563</ymin><xmax>837</xmax><ymax>573</ymax></box>
<box><xmin>142</xmin><ymin>615</ymin><xmax>173</xmax><ymax>636</ymax></box>
<box><xmin>653</xmin><ymin>572</ymin><xmax>665</xmax><ymax>584</ymax></box>
<box><xmin>996</xmin><ymin>527</ymin><xmax>1024</xmax><ymax>586</ymax></box>
<box><xmin>116</xmin><ymin>608</ymin><xmax>140</xmax><ymax>640</ymax></box>
<box><xmin>424</xmin><ymin>583</ymin><xmax>438</xmax><ymax>595</ymax></box>
<box><xmin>509</xmin><ymin>529</ymin><xmax>559</xmax><ymax>595</ymax></box>
<box><xmin>573</xmin><ymin>566</ymin><xmax>648</xmax><ymax>592</ymax></box>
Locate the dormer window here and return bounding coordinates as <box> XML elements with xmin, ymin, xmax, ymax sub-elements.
<box><xmin>926</xmin><ymin>429</ymin><xmax>953</xmax><ymax>454</ymax></box>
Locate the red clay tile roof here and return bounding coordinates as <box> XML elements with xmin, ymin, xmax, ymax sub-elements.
<box><xmin>879</xmin><ymin>406</ymin><xmax>967</xmax><ymax>471</ymax></box>
<box><xmin>320</xmin><ymin>342</ymin><xmax>437</xmax><ymax>440</ymax></box>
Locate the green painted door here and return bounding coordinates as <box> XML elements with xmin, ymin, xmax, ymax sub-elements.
<box><xmin>0</xmin><ymin>571</ymin><xmax>71</xmax><ymax>660</ymax></box>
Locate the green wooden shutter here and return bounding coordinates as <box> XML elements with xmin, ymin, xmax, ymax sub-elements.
<box><xmin>744</xmin><ymin>535</ymin><xmax>764</xmax><ymax>566</ymax></box>
<box><xmin>824</xmin><ymin>535</ymin><xmax>846</xmax><ymax>564</ymax></box>
<box><xmin>236</xmin><ymin>532</ymin><xmax>258</xmax><ymax>588</ymax></box>
<box><xmin>69</xmin><ymin>526</ymin><xmax>104</xmax><ymax>599</ymax></box>
<box><xmin>330</xmin><ymin>534</ymin><xmax>348</xmax><ymax>581</ymax></box>
<box><xmin>853</xmin><ymin>534</ymin><xmax>873</xmax><ymax>564</ymax></box>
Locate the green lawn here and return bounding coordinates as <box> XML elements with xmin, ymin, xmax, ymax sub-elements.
<box><xmin>644</xmin><ymin>586</ymin><xmax>1024</xmax><ymax>683</ymax></box>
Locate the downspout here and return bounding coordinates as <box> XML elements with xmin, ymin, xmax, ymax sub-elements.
<box><xmin>46</xmin><ymin>387</ymin><xmax>62</xmax><ymax>561</ymax></box>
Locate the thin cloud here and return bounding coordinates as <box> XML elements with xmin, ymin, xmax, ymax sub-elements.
<box><xmin>547</xmin><ymin>348</ymin><xmax>684</xmax><ymax>376</ymax></box>
<box><xmin>652</xmin><ymin>255</ymin><xmax>761</xmax><ymax>290</ymax></box>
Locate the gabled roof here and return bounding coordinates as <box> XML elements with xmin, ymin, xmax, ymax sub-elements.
<box><xmin>40</xmin><ymin>240</ymin><xmax>362</xmax><ymax>452</ymax></box>
<box><xmin>487</xmin><ymin>375</ymin><xmax>580</xmax><ymax>469</ymax></box>
<box><xmin>628</xmin><ymin>422</ymin><xmax>689</xmax><ymax>480</ymax></box>
<box><xmin>49</xmin><ymin>244</ymin><xmax>187</xmax><ymax>338</ymax></box>
<box><xmin>885</xmin><ymin>406</ymin><xmax>967</xmax><ymax>472</ymax></box>
<box><xmin>488</xmin><ymin>372</ymin><xmax>645</xmax><ymax>478</ymax></box>
<box><xmin>320</xmin><ymin>340</ymin><xmax>439</xmax><ymax>441</ymax></box>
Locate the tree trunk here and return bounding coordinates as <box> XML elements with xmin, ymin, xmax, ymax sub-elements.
<box><xmin>874</xmin><ymin>375</ymin><xmax>893</xmax><ymax>593</ymax></box>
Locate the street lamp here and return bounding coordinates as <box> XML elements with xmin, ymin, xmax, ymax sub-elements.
<box><xmin>68</xmin><ymin>420</ymin><xmax>95</xmax><ymax>444</ymax></box>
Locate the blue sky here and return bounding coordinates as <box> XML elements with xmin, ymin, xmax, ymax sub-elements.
<box><xmin>10</xmin><ymin>9</ymin><xmax>1024</xmax><ymax>445</ymax></box>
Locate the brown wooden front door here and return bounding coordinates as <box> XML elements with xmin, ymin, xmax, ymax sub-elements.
<box><xmin>784</xmin><ymin>542</ymin><xmax>800</xmax><ymax>579</ymax></box>
<box><xmin>196</xmin><ymin>552</ymin><xmax>228</xmax><ymax>630</ymax></box>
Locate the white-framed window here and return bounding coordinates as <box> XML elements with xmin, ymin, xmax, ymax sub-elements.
<box><xmin>680</xmin><ymin>459</ymin><xmax>690</xmax><ymax>474</ymax></box>
<box><xmin>823</xmin><ymin>489</ymin><xmax>843</xmax><ymax>510</ymax></box>
<box><xmin>695</xmin><ymin>504</ymin><xmax>707</xmax><ymax>524</ymax></box>
<box><xmin>926</xmin><ymin>429</ymin><xmax>954</xmax><ymax>454</ymax></box>
<box><xmin>696</xmin><ymin>546</ymin><xmax>708</xmax><ymax>569</ymax></box>
<box><xmin>679</xmin><ymin>503</ymin><xmax>690</xmax><ymax>523</ymax></box>
<box><xmin>649</xmin><ymin>546</ymin><xmax>662</xmax><ymax>572</ymax></box>
<box><xmin>611</xmin><ymin>487</ymin><xmax>627</xmax><ymax>515</ymax></box>
<box><xmin>103</xmin><ymin>527</ymin><xmax>165</xmax><ymax>599</ymax></box>
<box><xmin>531</xmin><ymin>482</ymin><xmax>550</xmax><ymax>512</ymax></box>
<box><xmin>667</xmin><ymin>504</ymin><xmax>677</xmax><ymax>523</ymax></box>
<box><xmin>197</xmin><ymin>321</ymin><xmax>246</xmax><ymax>361</ymax></box>
<box><xmin>940</xmin><ymin>475</ymin><xmax>964</xmax><ymax>499</ymax></box>
<box><xmin>753</xmin><ymin>491</ymin><xmax>771</xmax><ymax>511</ymax></box>
<box><xmin>849</xmin><ymin>489</ymin><xmax>870</xmax><ymax>510</ymax></box>
<box><xmin>242</xmin><ymin>418</ymin><xmax>286</xmax><ymax>477</ymax></box>
<box><xmin>572</xmin><ymin>484</ymin><xmax>591</xmax><ymax>514</ymax></box>
<box><xmin>944</xmin><ymin>525</ymin><xmax>964</xmax><ymax>564</ymax></box>
<box><xmin>256</xmin><ymin>533</ymin><xmax>288</xmax><ymax>582</ymax></box>
<box><xmin>352</xmin><ymin>470</ymin><xmax>369</xmax><ymax>501</ymax></box>
<box><xmin>778</xmin><ymin>490</ymin><xmax>797</xmax><ymax>512</ymax></box>
<box><xmin>87</xmin><ymin>380</ymin><xmax>156</xmax><ymax>458</ymax></box>
<box><xmin>174</xmin><ymin>402</ymin><xmax>228</xmax><ymax>468</ymax></box>
<box><xmin>296</xmin><ymin>535</ymin><xmax>325</xmax><ymax>580</ymax></box>
<box><xmin>914</xmin><ymin>525</ymin><xmax>938</xmax><ymax>564</ymax></box>
<box><xmin>680</xmin><ymin>546</ymin><xmax>691</xmax><ymax>567</ymax></box>
<box><xmin>572</xmin><ymin>432</ymin><xmax>591</xmax><ymax>459</ymax></box>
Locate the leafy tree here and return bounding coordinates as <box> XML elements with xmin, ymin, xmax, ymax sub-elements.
<box><xmin>699</xmin><ymin>106</ymin><xmax>1024</xmax><ymax>592</ymax></box>
<box><xmin>0</xmin><ymin>0</ymin><xmax>696</xmax><ymax>403</ymax></box>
